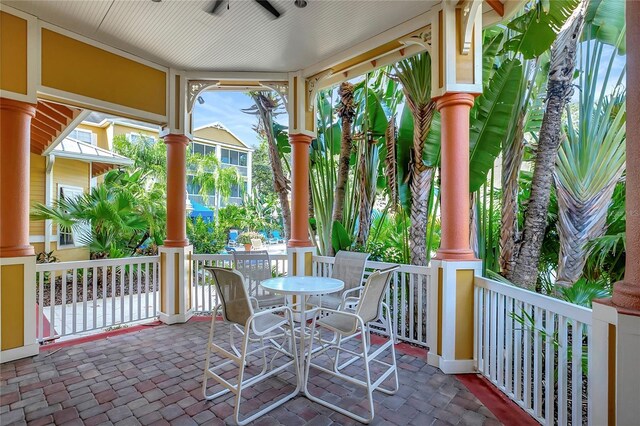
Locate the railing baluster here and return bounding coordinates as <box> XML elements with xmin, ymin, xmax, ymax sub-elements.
<box><xmin>533</xmin><ymin>306</ymin><xmax>543</xmax><ymax>419</ymax></box>
<box><xmin>38</xmin><ymin>271</ymin><xmax>44</xmax><ymax>342</ymax></box>
<box><xmin>82</xmin><ymin>268</ymin><xmax>88</xmax><ymax>332</ymax></box>
<box><xmin>572</xmin><ymin>320</ymin><xmax>583</xmax><ymax>425</ymax></box>
<box><xmin>558</xmin><ymin>316</ymin><xmax>568</xmax><ymax>425</ymax></box>
<box><xmin>497</xmin><ymin>293</ymin><xmax>505</xmax><ymax>389</ymax></box>
<box><xmin>50</xmin><ymin>270</ymin><xmax>56</xmax><ymax>339</ymax></box>
<box><xmin>505</xmin><ymin>296</ymin><xmax>513</xmax><ymax>395</ymax></box>
<box><xmin>544</xmin><ymin>309</ymin><xmax>555</xmax><ymax>425</ymax></box>
<box><xmin>71</xmin><ymin>268</ymin><xmax>77</xmax><ymax>334</ymax></box>
<box><xmin>513</xmin><ymin>299</ymin><xmax>522</xmax><ymax>403</ymax></box>
<box><xmin>92</xmin><ymin>267</ymin><xmax>97</xmax><ymax>330</ymax></box>
<box><xmin>137</xmin><ymin>263</ymin><xmax>142</xmax><ymax>320</ymax></box>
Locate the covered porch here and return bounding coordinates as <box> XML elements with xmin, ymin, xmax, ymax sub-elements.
<box><xmin>1</xmin><ymin>0</ymin><xmax>639</xmax><ymax>425</ymax></box>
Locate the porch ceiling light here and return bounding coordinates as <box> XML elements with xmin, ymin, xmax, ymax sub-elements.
<box><xmin>294</xmin><ymin>0</ymin><xmax>307</xmax><ymax>8</ymax></box>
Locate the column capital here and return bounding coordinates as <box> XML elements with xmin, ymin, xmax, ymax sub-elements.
<box><xmin>435</xmin><ymin>92</ymin><xmax>476</xmax><ymax>111</ymax></box>
<box><xmin>289</xmin><ymin>133</ymin><xmax>313</xmax><ymax>145</ymax></box>
<box><xmin>0</xmin><ymin>98</ymin><xmax>36</xmax><ymax>117</ymax></box>
<box><xmin>162</xmin><ymin>133</ymin><xmax>190</xmax><ymax>146</ymax></box>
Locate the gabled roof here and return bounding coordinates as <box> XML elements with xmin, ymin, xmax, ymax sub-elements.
<box><xmin>193</xmin><ymin>122</ymin><xmax>252</xmax><ymax>150</ymax></box>
<box><xmin>53</xmin><ymin>137</ymin><xmax>133</xmax><ymax>177</ymax></box>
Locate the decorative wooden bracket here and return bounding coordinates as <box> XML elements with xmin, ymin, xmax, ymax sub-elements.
<box><xmin>259</xmin><ymin>81</ymin><xmax>289</xmax><ymax>110</ymax></box>
<box><xmin>399</xmin><ymin>31</ymin><xmax>431</xmax><ymax>50</ymax></box>
<box><xmin>459</xmin><ymin>0</ymin><xmax>482</xmax><ymax>55</ymax></box>
<box><xmin>306</xmin><ymin>69</ymin><xmax>333</xmax><ymax>112</ymax></box>
<box><xmin>186</xmin><ymin>80</ymin><xmax>220</xmax><ymax>113</ymax></box>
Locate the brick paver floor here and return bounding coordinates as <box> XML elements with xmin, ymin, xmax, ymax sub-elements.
<box><xmin>1</xmin><ymin>319</ymin><xmax>501</xmax><ymax>425</ymax></box>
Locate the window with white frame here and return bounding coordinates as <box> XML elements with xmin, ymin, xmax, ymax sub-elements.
<box><xmin>68</xmin><ymin>129</ymin><xmax>95</xmax><ymax>145</ymax></box>
<box><xmin>58</xmin><ymin>185</ymin><xmax>84</xmax><ymax>248</ymax></box>
<box><xmin>127</xmin><ymin>133</ymin><xmax>155</xmax><ymax>144</ymax></box>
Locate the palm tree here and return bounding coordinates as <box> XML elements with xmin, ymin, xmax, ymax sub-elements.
<box><xmin>245</xmin><ymin>92</ymin><xmax>292</xmax><ymax>239</ymax></box>
<box><xmin>511</xmin><ymin>2</ymin><xmax>587</xmax><ymax>289</ymax></box>
<box><xmin>555</xmin><ymin>35</ymin><xmax>626</xmax><ymax>286</ymax></box>
<box><xmin>393</xmin><ymin>52</ymin><xmax>436</xmax><ymax>266</ymax></box>
<box><xmin>187</xmin><ymin>151</ymin><xmax>240</xmax><ymax>206</ymax></box>
<box><xmin>330</xmin><ymin>82</ymin><xmax>356</xmax><ymax>254</ymax></box>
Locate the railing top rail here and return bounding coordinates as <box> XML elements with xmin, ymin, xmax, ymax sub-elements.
<box><xmin>313</xmin><ymin>255</ymin><xmax>430</xmax><ymax>274</ymax></box>
<box><xmin>475</xmin><ymin>276</ymin><xmax>592</xmax><ymax>324</ymax></box>
<box><xmin>192</xmin><ymin>253</ymin><xmax>288</xmax><ymax>261</ymax></box>
<box><xmin>35</xmin><ymin>255</ymin><xmax>160</xmax><ymax>272</ymax></box>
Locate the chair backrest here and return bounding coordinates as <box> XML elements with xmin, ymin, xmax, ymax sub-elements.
<box><xmin>229</xmin><ymin>230</ymin><xmax>239</xmax><ymax>241</ymax></box>
<box><xmin>233</xmin><ymin>251</ymin><xmax>271</xmax><ymax>296</ymax></box>
<box><xmin>272</xmin><ymin>230</ymin><xmax>281</xmax><ymax>239</ymax></box>
<box><xmin>332</xmin><ymin>250</ymin><xmax>370</xmax><ymax>292</ymax></box>
<box><xmin>355</xmin><ymin>266</ymin><xmax>399</xmax><ymax>324</ymax></box>
<box><xmin>251</xmin><ymin>238</ymin><xmax>264</xmax><ymax>250</ymax></box>
<box><xmin>207</xmin><ymin>267</ymin><xmax>253</xmax><ymax>326</ymax></box>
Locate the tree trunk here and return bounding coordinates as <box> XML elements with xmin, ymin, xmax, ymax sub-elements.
<box><xmin>251</xmin><ymin>93</ymin><xmax>292</xmax><ymax>240</ymax></box>
<box><xmin>384</xmin><ymin>116</ymin><xmax>398</xmax><ymax>207</ymax></box>
<box><xmin>357</xmin><ymin>139</ymin><xmax>374</xmax><ymax>246</ymax></box>
<box><xmin>510</xmin><ymin>6</ymin><xmax>585</xmax><ymax>289</ymax></box>
<box><xmin>406</xmin><ymin>97</ymin><xmax>436</xmax><ymax>266</ymax></box>
<box><xmin>331</xmin><ymin>82</ymin><xmax>356</xmax><ymax>255</ymax></box>
<box><xmin>500</xmin><ymin>109</ymin><xmax>526</xmax><ymax>279</ymax></box>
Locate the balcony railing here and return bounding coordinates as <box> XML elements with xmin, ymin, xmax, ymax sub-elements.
<box><xmin>475</xmin><ymin>276</ymin><xmax>592</xmax><ymax>425</ymax></box>
<box><xmin>35</xmin><ymin>256</ymin><xmax>160</xmax><ymax>342</ymax></box>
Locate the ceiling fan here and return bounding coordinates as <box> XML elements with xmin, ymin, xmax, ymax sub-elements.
<box><xmin>208</xmin><ymin>0</ymin><xmax>282</xmax><ymax>18</ymax></box>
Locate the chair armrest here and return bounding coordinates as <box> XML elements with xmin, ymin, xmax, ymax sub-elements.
<box><xmin>341</xmin><ymin>286</ymin><xmax>365</xmax><ymax>301</ymax></box>
<box><xmin>252</xmin><ymin>305</ymin><xmax>294</xmax><ymax>318</ymax></box>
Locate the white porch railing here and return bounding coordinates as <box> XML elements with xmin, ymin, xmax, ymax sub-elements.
<box><xmin>475</xmin><ymin>276</ymin><xmax>592</xmax><ymax>425</ymax></box>
<box><xmin>191</xmin><ymin>253</ymin><xmax>288</xmax><ymax>312</ymax></box>
<box><xmin>313</xmin><ymin>256</ymin><xmax>430</xmax><ymax>347</ymax></box>
<box><xmin>35</xmin><ymin>256</ymin><xmax>159</xmax><ymax>342</ymax></box>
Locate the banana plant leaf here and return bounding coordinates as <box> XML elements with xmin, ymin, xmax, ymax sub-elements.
<box><xmin>469</xmin><ymin>58</ymin><xmax>524</xmax><ymax>192</ymax></box>
<box><xmin>396</xmin><ymin>106</ymin><xmax>414</xmax><ymax>212</ymax></box>
<box><xmin>503</xmin><ymin>0</ymin><xmax>581</xmax><ymax>59</ymax></box>
<box><xmin>331</xmin><ymin>221</ymin><xmax>352</xmax><ymax>253</ymax></box>
<box><xmin>584</xmin><ymin>0</ymin><xmax>626</xmax><ymax>53</ymax></box>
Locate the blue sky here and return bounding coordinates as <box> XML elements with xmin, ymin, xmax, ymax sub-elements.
<box><xmin>192</xmin><ymin>92</ymin><xmax>288</xmax><ymax>148</ymax></box>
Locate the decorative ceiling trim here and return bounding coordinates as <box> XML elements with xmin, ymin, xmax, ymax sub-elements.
<box><xmin>305</xmin><ymin>70</ymin><xmax>333</xmax><ymax>112</ymax></box>
<box><xmin>186</xmin><ymin>80</ymin><xmax>220</xmax><ymax>113</ymax></box>
<box><xmin>259</xmin><ymin>81</ymin><xmax>289</xmax><ymax>110</ymax></box>
<box><xmin>459</xmin><ymin>0</ymin><xmax>482</xmax><ymax>55</ymax></box>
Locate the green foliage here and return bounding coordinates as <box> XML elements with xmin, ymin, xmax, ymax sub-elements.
<box><xmin>187</xmin><ymin>217</ymin><xmax>226</xmax><ymax>254</ymax></box>
<box><xmin>559</xmin><ymin>278</ymin><xmax>611</xmax><ymax>307</ymax></box>
<box><xmin>331</xmin><ymin>221</ymin><xmax>352</xmax><ymax>254</ymax></box>
<box><xmin>237</xmin><ymin>231</ymin><xmax>264</xmax><ymax>245</ymax></box>
<box><xmin>503</xmin><ymin>0</ymin><xmax>581</xmax><ymax>59</ymax></box>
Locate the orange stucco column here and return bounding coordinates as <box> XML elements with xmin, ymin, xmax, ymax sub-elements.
<box><xmin>163</xmin><ymin>134</ymin><xmax>189</xmax><ymax>247</ymax></box>
<box><xmin>288</xmin><ymin>133</ymin><xmax>313</xmax><ymax>247</ymax></box>
<box><xmin>611</xmin><ymin>0</ymin><xmax>640</xmax><ymax>310</ymax></box>
<box><xmin>0</xmin><ymin>98</ymin><xmax>36</xmax><ymax>258</ymax></box>
<box><xmin>434</xmin><ymin>93</ymin><xmax>476</xmax><ymax>261</ymax></box>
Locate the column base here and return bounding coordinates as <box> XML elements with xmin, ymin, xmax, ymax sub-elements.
<box><xmin>427</xmin><ymin>259</ymin><xmax>482</xmax><ymax>374</ymax></box>
<box><xmin>158</xmin><ymin>245</ymin><xmax>194</xmax><ymax>325</ymax></box>
<box><xmin>591</xmin><ymin>300</ymin><xmax>640</xmax><ymax>426</ymax></box>
<box><xmin>611</xmin><ymin>281</ymin><xmax>640</xmax><ymax>310</ymax></box>
<box><xmin>427</xmin><ymin>353</ymin><xmax>475</xmax><ymax>374</ymax></box>
<box><xmin>287</xmin><ymin>239</ymin><xmax>314</xmax><ymax>248</ymax></box>
<box><xmin>163</xmin><ymin>239</ymin><xmax>190</xmax><ymax>248</ymax></box>
<box><xmin>287</xmin><ymin>246</ymin><xmax>316</xmax><ymax>277</ymax></box>
<box><xmin>158</xmin><ymin>311</ymin><xmax>193</xmax><ymax>325</ymax></box>
<box><xmin>1</xmin><ymin>342</ymin><xmax>39</xmax><ymax>363</ymax></box>
<box><xmin>433</xmin><ymin>248</ymin><xmax>477</xmax><ymax>261</ymax></box>
<box><xmin>0</xmin><ymin>245</ymin><xmax>35</xmax><ymax>258</ymax></box>
<box><xmin>0</xmin><ymin>256</ymin><xmax>37</xmax><ymax>363</ymax></box>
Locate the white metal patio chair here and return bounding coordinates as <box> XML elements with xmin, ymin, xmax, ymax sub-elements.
<box><xmin>232</xmin><ymin>251</ymin><xmax>285</xmax><ymax>309</ymax></box>
<box><xmin>303</xmin><ymin>266</ymin><xmax>400</xmax><ymax>424</ymax></box>
<box><xmin>202</xmin><ymin>267</ymin><xmax>300</xmax><ymax>426</ymax></box>
<box><xmin>308</xmin><ymin>250</ymin><xmax>370</xmax><ymax>310</ymax></box>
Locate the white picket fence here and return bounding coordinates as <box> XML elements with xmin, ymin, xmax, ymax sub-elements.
<box><xmin>35</xmin><ymin>256</ymin><xmax>159</xmax><ymax>342</ymax></box>
<box><xmin>475</xmin><ymin>276</ymin><xmax>592</xmax><ymax>425</ymax></box>
<box><xmin>191</xmin><ymin>253</ymin><xmax>288</xmax><ymax>312</ymax></box>
<box><xmin>313</xmin><ymin>256</ymin><xmax>430</xmax><ymax>347</ymax></box>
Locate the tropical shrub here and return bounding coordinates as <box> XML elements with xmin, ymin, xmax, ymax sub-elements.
<box><xmin>187</xmin><ymin>217</ymin><xmax>226</xmax><ymax>254</ymax></box>
<box><xmin>237</xmin><ymin>232</ymin><xmax>264</xmax><ymax>245</ymax></box>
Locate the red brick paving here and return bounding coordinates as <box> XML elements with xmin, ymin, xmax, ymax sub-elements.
<box><xmin>1</xmin><ymin>319</ymin><xmax>503</xmax><ymax>425</ymax></box>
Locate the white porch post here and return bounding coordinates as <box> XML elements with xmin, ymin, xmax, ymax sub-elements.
<box><xmin>158</xmin><ymin>69</ymin><xmax>194</xmax><ymax>325</ymax></box>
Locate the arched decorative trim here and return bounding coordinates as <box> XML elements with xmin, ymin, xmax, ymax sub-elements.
<box><xmin>459</xmin><ymin>0</ymin><xmax>482</xmax><ymax>55</ymax></box>
<box><xmin>259</xmin><ymin>81</ymin><xmax>289</xmax><ymax>110</ymax></box>
<box><xmin>186</xmin><ymin>80</ymin><xmax>220</xmax><ymax>113</ymax></box>
<box><xmin>305</xmin><ymin>70</ymin><xmax>332</xmax><ymax>112</ymax></box>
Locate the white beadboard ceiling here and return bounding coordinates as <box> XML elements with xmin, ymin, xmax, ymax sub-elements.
<box><xmin>5</xmin><ymin>0</ymin><xmax>452</xmax><ymax>72</ymax></box>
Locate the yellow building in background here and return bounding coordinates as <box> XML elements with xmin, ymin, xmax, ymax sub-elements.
<box><xmin>30</xmin><ymin>113</ymin><xmax>252</xmax><ymax>262</ymax></box>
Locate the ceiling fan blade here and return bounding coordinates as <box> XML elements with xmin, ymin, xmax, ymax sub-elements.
<box><xmin>255</xmin><ymin>0</ymin><xmax>281</xmax><ymax>18</ymax></box>
<box><xmin>208</xmin><ymin>0</ymin><xmax>225</xmax><ymax>14</ymax></box>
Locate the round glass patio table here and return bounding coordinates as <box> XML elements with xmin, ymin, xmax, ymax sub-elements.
<box><xmin>260</xmin><ymin>276</ymin><xmax>344</xmax><ymax>389</ymax></box>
